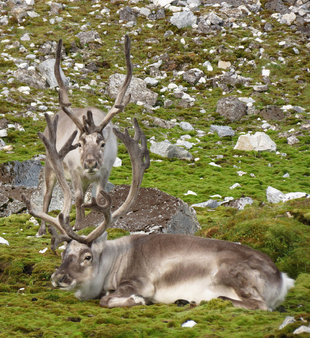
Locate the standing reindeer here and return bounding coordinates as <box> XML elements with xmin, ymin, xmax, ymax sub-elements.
<box><xmin>37</xmin><ymin>35</ymin><xmax>132</xmax><ymax>236</ymax></box>
<box><xmin>24</xmin><ymin>114</ymin><xmax>294</xmax><ymax>311</ymax></box>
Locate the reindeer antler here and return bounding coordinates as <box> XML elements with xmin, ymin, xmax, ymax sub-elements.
<box><xmin>54</xmin><ymin>35</ymin><xmax>133</xmax><ymax>135</ymax></box>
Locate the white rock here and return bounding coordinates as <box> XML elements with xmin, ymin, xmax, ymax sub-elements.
<box><xmin>0</xmin><ymin>129</ymin><xmax>8</xmax><ymax>137</ymax></box>
<box><xmin>266</xmin><ymin>186</ymin><xmax>285</xmax><ymax>203</ymax></box>
<box><xmin>234</xmin><ymin>132</ymin><xmax>276</xmax><ymax>152</ymax></box>
<box><xmin>218</xmin><ymin>60</ymin><xmax>231</xmax><ymax>69</ymax></box>
<box><xmin>176</xmin><ymin>139</ymin><xmax>194</xmax><ymax>149</ymax></box>
<box><xmin>39</xmin><ymin>247</ymin><xmax>48</xmax><ymax>254</ymax></box>
<box><xmin>192</xmin><ymin>199</ymin><xmax>219</xmax><ymax>208</ymax></box>
<box><xmin>209</xmin><ymin>162</ymin><xmax>221</xmax><ymax>168</ymax></box>
<box><xmin>170</xmin><ymin>11</ymin><xmax>197</xmax><ymax>29</ymax></box>
<box><xmin>287</xmin><ymin>135</ymin><xmax>299</xmax><ymax>145</ymax></box>
<box><xmin>153</xmin><ymin>0</ymin><xmax>175</xmax><ymax>7</ymax></box>
<box><xmin>279</xmin><ymin>316</ymin><xmax>295</xmax><ymax>330</ymax></box>
<box><xmin>144</xmin><ymin>77</ymin><xmax>159</xmax><ymax>87</ymax></box>
<box><xmin>237</xmin><ymin>171</ymin><xmax>247</xmax><ymax>176</ymax></box>
<box><xmin>113</xmin><ymin>157</ymin><xmax>122</xmax><ymax>167</ymax></box>
<box><xmin>203</xmin><ymin>61</ymin><xmax>213</xmax><ymax>71</ymax></box>
<box><xmin>21</xmin><ymin>33</ymin><xmax>31</xmax><ymax>41</ymax></box>
<box><xmin>284</xmin><ymin>192</ymin><xmax>308</xmax><ymax>201</ymax></box>
<box><xmin>179</xmin><ymin>121</ymin><xmax>194</xmax><ymax>131</ymax></box>
<box><xmin>18</xmin><ymin>86</ymin><xmax>31</xmax><ymax>94</ymax></box>
<box><xmin>293</xmin><ymin>326</ymin><xmax>310</xmax><ymax>335</ymax></box>
<box><xmin>230</xmin><ymin>183</ymin><xmax>241</xmax><ymax>190</ymax></box>
<box><xmin>184</xmin><ymin>190</ymin><xmax>197</xmax><ymax>196</ymax></box>
<box><xmin>280</xmin><ymin>12</ymin><xmax>296</xmax><ymax>25</ymax></box>
<box><xmin>267</xmin><ymin>186</ymin><xmax>309</xmax><ymax>204</ymax></box>
<box><xmin>182</xmin><ymin>320</ymin><xmax>197</xmax><ymax>328</ymax></box>
<box><xmin>262</xmin><ymin>68</ymin><xmax>270</xmax><ymax>77</ymax></box>
<box><xmin>0</xmin><ymin>237</ymin><xmax>9</xmax><ymax>246</ymax></box>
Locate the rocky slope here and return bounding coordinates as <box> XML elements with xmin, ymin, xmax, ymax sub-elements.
<box><xmin>0</xmin><ymin>0</ymin><xmax>310</xmax><ymax>336</ymax></box>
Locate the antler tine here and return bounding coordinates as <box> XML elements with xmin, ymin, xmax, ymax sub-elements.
<box><xmin>54</xmin><ymin>39</ymin><xmax>84</xmax><ymax>132</ymax></box>
<box><xmin>112</xmin><ymin>118</ymin><xmax>150</xmax><ymax>220</ymax></box>
<box><xmin>82</xmin><ymin>110</ymin><xmax>97</xmax><ymax>134</ymax></box>
<box><xmin>96</xmin><ymin>35</ymin><xmax>133</xmax><ymax>132</ymax></box>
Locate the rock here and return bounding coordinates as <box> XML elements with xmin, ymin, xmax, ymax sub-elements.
<box><xmin>218</xmin><ymin>60</ymin><xmax>231</xmax><ymax>69</ymax></box>
<box><xmin>212</xmin><ymin>72</ymin><xmax>252</xmax><ymax>92</ymax></box>
<box><xmin>287</xmin><ymin>135</ymin><xmax>299</xmax><ymax>145</ymax></box>
<box><xmin>260</xmin><ymin>105</ymin><xmax>285</xmax><ymax>120</ymax></box>
<box><xmin>0</xmin><ymin>16</ymin><xmax>8</xmax><ymax>25</ymax></box>
<box><xmin>38</xmin><ymin>59</ymin><xmax>68</xmax><ymax>88</ymax></box>
<box><xmin>267</xmin><ymin>186</ymin><xmax>309</xmax><ymax>204</ymax></box>
<box><xmin>192</xmin><ymin>199</ymin><xmax>219</xmax><ymax>209</ymax></box>
<box><xmin>203</xmin><ymin>61</ymin><xmax>213</xmax><ymax>71</ymax></box>
<box><xmin>280</xmin><ymin>12</ymin><xmax>296</xmax><ymax>25</ymax></box>
<box><xmin>179</xmin><ymin>121</ymin><xmax>194</xmax><ymax>131</ymax></box>
<box><xmin>0</xmin><ymin>160</ymin><xmax>42</xmax><ymax>187</ymax></box>
<box><xmin>144</xmin><ymin>77</ymin><xmax>159</xmax><ymax>87</ymax></box>
<box><xmin>170</xmin><ymin>10</ymin><xmax>197</xmax><ymax>29</ymax></box>
<box><xmin>234</xmin><ymin>132</ymin><xmax>277</xmax><ymax>151</ymax></box>
<box><xmin>0</xmin><ymin>237</ymin><xmax>9</xmax><ymax>246</ymax></box>
<box><xmin>108</xmin><ymin>74</ymin><xmax>158</xmax><ymax>106</ymax></box>
<box><xmin>0</xmin><ymin>129</ymin><xmax>8</xmax><ymax>137</ymax></box>
<box><xmin>182</xmin><ymin>320</ymin><xmax>197</xmax><ymax>328</ymax></box>
<box><xmin>149</xmin><ymin>116</ymin><xmax>175</xmax><ymax>129</ymax></box>
<box><xmin>119</xmin><ymin>6</ymin><xmax>137</xmax><ymax>22</ymax></box>
<box><xmin>210</xmin><ymin>125</ymin><xmax>235</xmax><ymax>137</ymax></box>
<box><xmin>182</xmin><ymin>68</ymin><xmax>204</xmax><ymax>85</ymax></box>
<box><xmin>266</xmin><ymin>186</ymin><xmax>285</xmax><ymax>204</ymax></box>
<box><xmin>221</xmin><ymin>197</ymin><xmax>253</xmax><ymax>210</ymax></box>
<box><xmin>14</xmin><ymin>68</ymin><xmax>46</xmax><ymax>89</ymax></box>
<box><xmin>110</xmin><ymin>185</ymin><xmax>200</xmax><ymax>235</ymax></box>
<box><xmin>279</xmin><ymin>316</ymin><xmax>295</xmax><ymax>330</ymax></box>
<box><xmin>293</xmin><ymin>326</ymin><xmax>310</xmax><ymax>335</ymax></box>
<box><xmin>76</xmin><ymin>30</ymin><xmax>101</xmax><ymax>46</ymax></box>
<box><xmin>216</xmin><ymin>96</ymin><xmax>247</xmax><ymax>122</ymax></box>
<box><xmin>153</xmin><ymin>0</ymin><xmax>174</xmax><ymax>7</ymax></box>
<box><xmin>150</xmin><ymin>140</ymin><xmax>193</xmax><ymax>160</ymax></box>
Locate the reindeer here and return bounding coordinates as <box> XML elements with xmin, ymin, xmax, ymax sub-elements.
<box><xmin>37</xmin><ymin>35</ymin><xmax>132</xmax><ymax>237</ymax></box>
<box><xmin>24</xmin><ymin>114</ymin><xmax>294</xmax><ymax>311</ymax></box>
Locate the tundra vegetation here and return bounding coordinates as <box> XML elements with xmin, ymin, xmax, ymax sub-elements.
<box><xmin>0</xmin><ymin>0</ymin><xmax>310</xmax><ymax>337</ymax></box>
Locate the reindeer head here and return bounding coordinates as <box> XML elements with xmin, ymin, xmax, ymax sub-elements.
<box><xmin>51</xmin><ymin>233</ymin><xmax>107</xmax><ymax>293</ymax></box>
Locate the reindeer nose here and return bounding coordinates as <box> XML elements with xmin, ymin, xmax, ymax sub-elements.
<box><xmin>84</xmin><ymin>159</ymin><xmax>98</xmax><ymax>170</ymax></box>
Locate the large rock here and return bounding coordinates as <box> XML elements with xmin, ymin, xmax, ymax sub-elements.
<box><xmin>260</xmin><ymin>105</ymin><xmax>285</xmax><ymax>120</ymax></box>
<box><xmin>170</xmin><ymin>11</ymin><xmax>197</xmax><ymax>29</ymax></box>
<box><xmin>110</xmin><ymin>185</ymin><xmax>201</xmax><ymax>235</ymax></box>
<box><xmin>210</xmin><ymin>125</ymin><xmax>235</xmax><ymax>137</ymax></box>
<box><xmin>14</xmin><ymin>69</ymin><xmax>47</xmax><ymax>89</ymax></box>
<box><xmin>38</xmin><ymin>59</ymin><xmax>68</xmax><ymax>88</ymax></box>
<box><xmin>108</xmin><ymin>74</ymin><xmax>158</xmax><ymax>106</ymax></box>
<box><xmin>234</xmin><ymin>132</ymin><xmax>277</xmax><ymax>151</ymax></box>
<box><xmin>266</xmin><ymin>186</ymin><xmax>309</xmax><ymax>204</ymax></box>
<box><xmin>216</xmin><ymin>96</ymin><xmax>247</xmax><ymax>122</ymax></box>
<box><xmin>76</xmin><ymin>30</ymin><xmax>101</xmax><ymax>46</ymax></box>
<box><xmin>150</xmin><ymin>140</ymin><xmax>193</xmax><ymax>160</ymax></box>
<box><xmin>0</xmin><ymin>160</ymin><xmax>42</xmax><ymax>187</ymax></box>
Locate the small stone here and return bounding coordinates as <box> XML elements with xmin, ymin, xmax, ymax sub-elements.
<box><xmin>218</xmin><ymin>60</ymin><xmax>231</xmax><ymax>69</ymax></box>
<box><xmin>287</xmin><ymin>135</ymin><xmax>299</xmax><ymax>145</ymax></box>
<box><xmin>179</xmin><ymin>121</ymin><xmax>194</xmax><ymax>131</ymax></box>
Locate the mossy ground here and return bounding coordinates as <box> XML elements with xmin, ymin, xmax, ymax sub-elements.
<box><xmin>0</xmin><ymin>0</ymin><xmax>310</xmax><ymax>336</ymax></box>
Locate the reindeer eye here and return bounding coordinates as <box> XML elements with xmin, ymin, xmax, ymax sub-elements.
<box><xmin>84</xmin><ymin>255</ymin><xmax>92</xmax><ymax>261</ymax></box>
<box><xmin>101</xmin><ymin>143</ymin><xmax>105</xmax><ymax>148</ymax></box>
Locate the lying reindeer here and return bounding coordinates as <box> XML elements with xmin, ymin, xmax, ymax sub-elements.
<box><xmin>24</xmin><ymin>114</ymin><xmax>294</xmax><ymax>310</ymax></box>
<box><xmin>38</xmin><ymin>35</ymin><xmax>132</xmax><ymax>236</ymax></box>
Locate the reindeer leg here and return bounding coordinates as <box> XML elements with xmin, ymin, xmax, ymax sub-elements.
<box><xmin>71</xmin><ymin>173</ymin><xmax>85</xmax><ymax>230</ymax></box>
<box><xmin>218</xmin><ymin>296</ymin><xmax>268</xmax><ymax>310</ymax></box>
<box><xmin>99</xmin><ymin>278</ymin><xmax>154</xmax><ymax>308</ymax></box>
<box><xmin>37</xmin><ymin>163</ymin><xmax>56</xmax><ymax>237</ymax></box>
